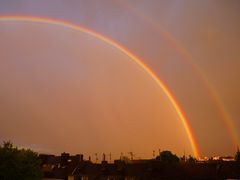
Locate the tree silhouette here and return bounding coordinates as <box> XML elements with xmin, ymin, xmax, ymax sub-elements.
<box><xmin>0</xmin><ymin>141</ymin><xmax>43</xmax><ymax>180</ymax></box>
<box><xmin>235</xmin><ymin>147</ymin><xmax>240</xmax><ymax>161</ymax></box>
<box><xmin>120</xmin><ymin>156</ymin><xmax>131</xmax><ymax>163</ymax></box>
<box><xmin>186</xmin><ymin>155</ymin><xmax>196</xmax><ymax>164</ymax></box>
<box><xmin>156</xmin><ymin>150</ymin><xmax>179</xmax><ymax>163</ymax></box>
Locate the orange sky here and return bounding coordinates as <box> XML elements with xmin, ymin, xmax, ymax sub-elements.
<box><xmin>0</xmin><ymin>22</ymin><xmax>193</xmax><ymax>158</ymax></box>
<box><xmin>0</xmin><ymin>0</ymin><xmax>239</xmax><ymax>159</ymax></box>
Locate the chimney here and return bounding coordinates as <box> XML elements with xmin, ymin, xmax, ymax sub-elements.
<box><xmin>80</xmin><ymin>154</ymin><xmax>84</xmax><ymax>162</ymax></box>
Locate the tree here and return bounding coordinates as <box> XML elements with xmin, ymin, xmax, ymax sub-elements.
<box><xmin>235</xmin><ymin>147</ymin><xmax>240</xmax><ymax>161</ymax></box>
<box><xmin>120</xmin><ymin>156</ymin><xmax>131</xmax><ymax>164</ymax></box>
<box><xmin>186</xmin><ymin>155</ymin><xmax>196</xmax><ymax>164</ymax></box>
<box><xmin>0</xmin><ymin>141</ymin><xmax>43</xmax><ymax>180</ymax></box>
<box><xmin>156</xmin><ymin>150</ymin><xmax>179</xmax><ymax>163</ymax></box>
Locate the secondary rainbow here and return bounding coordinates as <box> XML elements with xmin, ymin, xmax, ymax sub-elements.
<box><xmin>0</xmin><ymin>15</ymin><xmax>200</xmax><ymax>157</ymax></box>
<box><xmin>119</xmin><ymin>2</ymin><xmax>239</xmax><ymax>147</ymax></box>
<box><xmin>143</xmin><ymin>17</ymin><xmax>239</xmax><ymax>147</ymax></box>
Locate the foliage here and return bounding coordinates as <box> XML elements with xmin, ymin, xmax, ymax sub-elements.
<box><xmin>0</xmin><ymin>141</ymin><xmax>43</xmax><ymax>180</ymax></box>
<box><xmin>156</xmin><ymin>150</ymin><xmax>179</xmax><ymax>163</ymax></box>
<box><xmin>235</xmin><ymin>147</ymin><xmax>240</xmax><ymax>161</ymax></box>
<box><xmin>120</xmin><ymin>156</ymin><xmax>131</xmax><ymax>164</ymax></box>
<box><xmin>186</xmin><ymin>155</ymin><xmax>196</xmax><ymax>164</ymax></box>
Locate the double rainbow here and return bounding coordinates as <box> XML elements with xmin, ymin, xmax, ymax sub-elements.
<box><xmin>119</xmin><ymin>1</ymin><xmax>239</xmax><ymax>148</ymax></box>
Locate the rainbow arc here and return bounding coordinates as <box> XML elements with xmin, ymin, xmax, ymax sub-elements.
<box><xmin>0</xmin><ymin>15</ymin><xmax>200</xmax><ymax>157</ymax></box>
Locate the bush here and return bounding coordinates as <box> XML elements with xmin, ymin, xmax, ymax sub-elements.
<box><xmin>0</xmin><ymin>141</ymin><xmax>43</xmax><ymax>180</ymax></box>
<box><xmin>156</xmin><ymin>150</ymin><xmax>179</xmax><ymax>163</ymax></box>
<box><xmin>235</xmin><ymin>147</ymin><xmax>240</xmax><ymax>161</ymax></box>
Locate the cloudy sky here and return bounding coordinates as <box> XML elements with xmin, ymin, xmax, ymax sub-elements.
<box><xmin>0</xmin><ymin>0</ymin><xmax>239</xmax><ymax>159</ymax></box>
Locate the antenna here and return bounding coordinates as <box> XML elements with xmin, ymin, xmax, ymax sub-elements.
<box><xmin>109</xmin><ymin>153</ymin><xmax>111</xmax><ymax>163</ymax></box>
<box><xmin>102</xmin><ymin>153</ymin><xmax>106</xmax><ymax>161</ymax></box>
<box><xmin>153</xmin><ymin>150</ymin><xmax>155</xmax><ymax>158</ymax></box>
<box><xmin>128</xmin><ymin>152</ymin><xmax>134</xmax><ymax>160</ymax></box>
<box><xmin>94</xmin><ymin>153</ymin><xmax>98</xmax><ymax>163</ymax></box>
<box><xmin>183</xmin><ymin>150</ymin><xmax>186</xmax><ymax>162</ymax></box>
<box><xmin>120</xmin><ymin>152</ymin><xmax>123</xmax><ymax>160</ymax></box>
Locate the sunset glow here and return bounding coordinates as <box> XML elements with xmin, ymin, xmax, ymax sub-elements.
<box><xmin>0</xmin><ymin>1</ymin><xmax>239</xmax><ymax>159</ymax></box>
<box><xmin>0</xmin><ymin>15</ymin><xmax>199</xmax><ymax>157</ymax></box>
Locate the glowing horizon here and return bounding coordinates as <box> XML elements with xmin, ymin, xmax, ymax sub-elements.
<box><xmin>0</xmin><ymin>15</ymin><xmax>199</xmax><ymax>157</ymax></box>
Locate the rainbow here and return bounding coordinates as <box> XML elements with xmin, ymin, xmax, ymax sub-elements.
<box><xmin>0</xmin><ymin>15</ymin><xmax>200</xmax><ymax>157</ymax></box>
<box><xmin>117</xmin><ymin>1</ymin><xmax>239</xmax><ymax>147</ymax></box>
<box><xmin>143</xmin><ymin>18</ymin><xmax>239</xmax><ymax>147</ymax></box>
<box><xmin>147</xmin><ymin>18</ymin><xmax>239</xmax><ymax>147</ymax></box>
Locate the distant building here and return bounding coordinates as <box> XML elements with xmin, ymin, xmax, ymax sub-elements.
<box><xmin>39</xmin><ymin>153</ymin><xmax>240</xmax><ymax>180</ymax></box>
